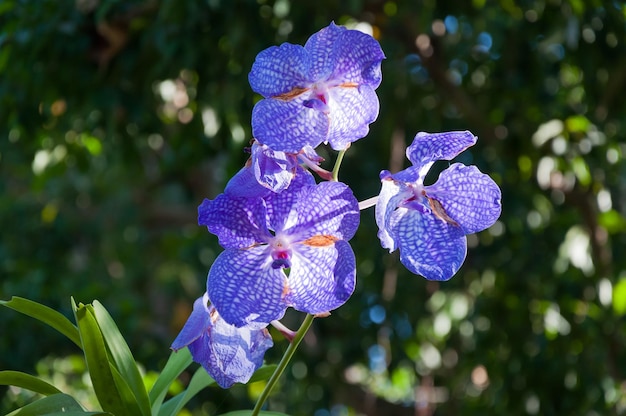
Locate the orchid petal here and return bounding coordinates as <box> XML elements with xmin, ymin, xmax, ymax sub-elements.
<box><xmin>170</xmin><ymin>294</ymin><xmax>273</xmax><ymax>389</ymax></box>
<box><xmin>285</xmin><ymin>181</ymin><xmax>360</xmax><ymax>241</ymax></box>
<box><xmin>251</xmin><ymin>144</ymin><xmax>297</xmax><ymax>194</ymax></box>
<box><xmin>264</xmin><ymin>168</ymin><xmax>315</xmax><ymax>232</ymax></box>
<box><xmin>195</xmin><ymin>315</ymin><xmax>272</xmax><ymax>388</ymax></box>
<box><xmin>328</xmin><ymin>31</ymin><xmax>385</xmax><ymax>87</ymax></box>
<box><xmin>198</xmin><ymin>194</ymin><xmax>270</xmax><ymax>248</ymax></box>
<box><xmin>426</xmin><ymin>163</ymin><xmax>502</xmax><ymax>234</ymax></box>
<box><xmin>406</xmin><ymin>131</ymin><xmax>477</xmax><ymax>169</ymax></box>
<box><xmin>171</xmin><ymin>293</ymin><xmax>273</xmax><ymax>388</ymax></box>
<box><xmin>299</xmin><ymin>145</ymin><xmax>324</xmax><ymax>163</ymax></box>
<box><xmin>248</xmin><ymin>43</ymin><xmax>308</xmax><ymax>97</ymax></box>
<box><xmin>287</xmin><ymin>240</ymin><xmax>356</xmax><ymax>314</ymax></box>
<box><xmin>375</xmin><ymin>174</ymin><xmax>412</xmax><ymax>252</ymax></box>
<box><xmin>387</xmin><ymin>165</ymin><xmax>423</xmax><ymax>184</ymax></box>
<box><xmin>224</xmin><ymin>166</ymin><xmax>273</xmax><ymax>199</ymax></box>
<box><xmin>207</xmin><ymin>247</ymin><xmax>287</xmax><ymax>327</ymax></box>
<box><xmin>392</xmin><ymin>208</ymin><xmax>467</xmax><ymax>281</ymax></box>
<box><xmin>326</xmin><ymin>84</ymin><xmax>379</xmax><ymax>150</ymax></box>
<box><xmin>303</xmin><ymin>22</ymin><xmax>345</xmax><ymax>80</ymax></box>
<box><xmin>251</xmin><ymin>98</ymin><xmax>329</xmax><ymax>153</ymax></box>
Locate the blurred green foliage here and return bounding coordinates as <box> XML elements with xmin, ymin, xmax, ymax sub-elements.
<box><xmin>2</xmin><ymin>0</ymin><xmax>626</xmax><ymax>415</ymax></box>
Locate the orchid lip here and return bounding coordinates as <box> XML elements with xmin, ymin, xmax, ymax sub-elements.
<box><xmin>269</xmin><ymin>235</ymin><xmax>293</xmax><ymax>269</ymax></box>
<box><xmin>271</xmin><ymin>250</ymin><xmax>292</xmax><ymax>269</ymax></box>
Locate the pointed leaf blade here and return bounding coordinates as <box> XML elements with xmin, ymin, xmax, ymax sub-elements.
<box><xmin>218</xmin><ymin>412</ymin><xmax>291</xmax><ymax>416</ymax></box>
<box><xmin>72</xmin><ymin>300</ymin><xmax>139</xmax><ymax>416</ymax></box>
<box><xmin>92</xmin><ymin>300</ymin><xmax>151</xmax><ymax>416</ymax></box>
<box><xmin>158</xmin><ymin>366</ymin><xmax>215</xmax><ymax>416</ymax></box>
<box><xmin>4</xmin><ymin>393</ymin><xmax>110</xmax><ymax>416</ymax></box>
<box><xmin>1</xmin><ymin>297</ymin><xmax>81</xmax><ymax>348</ymax></box>
<box><xmin>148</xmin><ymin>348</ymin><xmax>192</xmax><ymax>414</ymax></box>
<box><xmin>0</xmin><ymin>370</ymin><xmax>62</xmax><ymax>396</ymax></box>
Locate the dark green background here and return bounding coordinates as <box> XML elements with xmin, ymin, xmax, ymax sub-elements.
<box><xmin>2</xmin><ymin>1</ymin><xmax>626</xmax><ymax>415</ymax></box>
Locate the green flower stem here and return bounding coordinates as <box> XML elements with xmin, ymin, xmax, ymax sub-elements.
<box><xmin>332</xmin><ymin>149</ymin><xmax>347</xmax><ymax>182</ymax></box>
<box><xmin>251</xmin><ymin>313</ymin><xmax>315</xmax><ymax>416</ymax></box>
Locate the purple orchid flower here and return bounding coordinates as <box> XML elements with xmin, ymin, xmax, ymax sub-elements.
<box><xmin>171</xmin><ymin>293</ymin><xmax>273</xmax><ymax>388</ymax></box>
<box><xmin>199</xmin><ymin>173</ymin><xmax>360</xmax><ymax>327</ymax></box>
<box><xmin>224</xmin><ymin>141</ymin><xmax>327</xmax><ymax>199</ymax></box>
<box><xmin>376</xmin><ymin>131</ymin><xmax>502</xmax><ymax>281</ymax></box>
<box><xmin>249</xmin><ymin>22</ymin><xmax>385</xmax><ymax>153</ymax></box>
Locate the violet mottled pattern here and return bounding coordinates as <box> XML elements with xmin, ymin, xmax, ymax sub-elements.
<box><xmin>225</xmin><ymin>142</ymin><xmax>322</xmax><ymax>198</ymax></box>
<box><xmin>171</xmin><ymin>293</ymin><xmax>273</xmax><ymax>389</ymax></box>
<box><xmin>249</xmin><ymin>22</ymin><xmax>385</xmax><ymax>153</ymax></box>
<box><xmin>198</xmin><ymin>174</ymin><xmax>360</xmax><ymax>327</ymax></box>
<box><xmin>375</xmin><ymin>131</ymin><xmax>502</xmax><ymax>281</ymax></box>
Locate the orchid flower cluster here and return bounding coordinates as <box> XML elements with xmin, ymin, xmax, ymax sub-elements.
<box><xmin>171</xmin><ymin>21</ymin><xmax>502</xmax><ymax>403</ymax></box>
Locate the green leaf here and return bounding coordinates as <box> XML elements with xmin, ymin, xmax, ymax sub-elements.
<box><xmin>110</xmin><ymin>364</ymin><xmax>150</xmax><ymax>416</ymax></box>
<box><xmin>156</xmin><ymin>363</ymin><xmax>278</xmax><ymax>416</ymax></box>
<box><xmin>0</xmin><ymin>370</ymin><xmax>62</xmax><ymax>396</ymax></box>
<box><xmin>148</xmin><ymin>348</ymin><xmax>192</xmax><ymax>414</ymax></box>
<box><xmin>0</xmin><ymin>297</ymin><xmax>81</xmax><ymax>348</ymax></box>
<box><xmin>72</xmin><ymin>299</ymin><xmax>141</xmax><ymax>416</ymax></box>
<box><xmin>5</xmin><ymin>393</ymin><xmax>110</xmax><ymax>416</ymax></box>
<box><xmin>613</xmin><ymin>279</ymin><xmax>626</xmax><ymax>316</ymax></box>
<box><xmin>218</xmin><ymin>411</ymin><xmax>292</xmax><ymax>416</ymax></box>
<box><xmin>158</xmin><ymin>366</ymin><xmax>215</xmax><ymax>416</ymax></box>
<box><xmin>92</xmin><ymin>300</ymin><xmax>151</xmax><ymax>416</ymax></box>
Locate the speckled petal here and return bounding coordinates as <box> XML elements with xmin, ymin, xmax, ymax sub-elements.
<box><xmin>299</xmin><ymin>145</ymin><xmax>323</xmax><ymax>163</ymax></box>
<box><xmin>197</xmin><ymin>311</ymin><xmax>273</xmax><ymax>388</ymax></box>
<box><xmin>248</xmin><ymin>43</ymin><xmax>308</xmax><ymax>98</ymax></box>
<box><xmin>251</xmin><ymin>97</ymin><xmax>329</xmax><ymax>153</ymax></box>
<box><xmin>426</xmin><ymin>163</ymin><xmax>502</xmax><ymax>234</ymax></box>
<box><xmin>286</xmin><ymin>181</ymin><xmax>360</xmax><ymax>241</ymax></box>
<box><xmin>170</xmin><ymin>294</ymin><xmax>273</xmax><ymax>388</ymax></box>
<box><xmin>264</xmin><ymin>168</ymin><xmax>316</xmax><ymax>233</ymax></box>
<box><xmin>207</xmin><ymin>247</ymin><xmax>287</xmax><ymax>327</ymax></box>
<box><xmin>386</xmin><ymin>165</ymin><xmax>422</xmax><ymax>184</ymax></box>
<box><xmin>326</xmin><ymin>84</ymin><xmax>379</xmax><ymax>150</ymax></box>
<box><xmin>393</xmin><ymin>208</ymin><xmax>467</xmax><ymax>281</ymax></box>
<box><xmin>375</xmin><ymin>173</ymin><xmax>412</xmax><ymax>251</ymax></box>
<box><xmin>198</xmin><ymin>194</ymin><xmax>271</xmax><ymax>249</ymax></box>
<box><xmin>406</xmin><ymin>131</ymin><xmax>477</xmax><ymax>169</ymax></box>
<box><xmin>224</xmin><ymin>166</ymin><xmax>273</xmax><ymax>199</ymax></box>
<box><xmin>252</xmin><ymin>143</ymin><xmax>297</xmax><ymax>194</ymax></box>
<box><xmin>328</xmin><ymin>30</ymin><xmax>385</xmax><ymax>88</ymax></box>
<box><xmin>287</xmin><ymin>240</ymin><xmax>356</xmax><ymax>314</ymax></box>
<box><xmin>303</xmin><ymin>22</ymin><xmax>345</xmax><ymax>80</ymax></box>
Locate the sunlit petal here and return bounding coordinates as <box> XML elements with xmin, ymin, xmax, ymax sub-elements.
<box><xmin>406</xmin><ymin>131</ymin><xmax>477</xmax><ymax>169</ymax></box>
<box><xmin>248</xmin><ymin>43</ymin><xmax>308</xmax><ymax>97</ymax></box>
<box><xmin>251</xmin><ymin>98</ymin><xmax>329</xmax><ymax>153</ymax></box>
<box><xmin>207</xmin><ymin>248</ymin><xmax>287</xmax><ymax>327</ymax></box>
<box><xmin>427</xmin><ymin>163</ymin><xmax>502</xmax><ymax>234</ymax></box>
<box><xmin>326</xmin><ymin>85</ymin><xmax>379</xmax><ymax>150</ymax></box>
<box><xmin>264</xmin><ymin>168</ymin><xmax>316</xmax><ymax>232</ymax></box>
<box><xmin>287</xmin><ymin>241</ymin><xmax>356</xmax><ymax>314</ymax></box>
<box><xmin>393</xmin><ymin>209</ymin><xmax>467</xmax><ymax>281</ymax></box>
<box><xmin>285</xmin><ymin>181</ymin><xmax>360</xmax><ymax>241</ymax></box>
<box><xmin>225</xmin><ymin>166</ymin><xmax>273</xmax><ymax>199</ymax></box>
<box><xmin>172</xmin><ymin>295</ymin><xmax>273</xmax><ymax>389</ymax></box>
<box><xmin>198</xmin><ymin>194</ymin><xmax>270</xmax><ymax>248</ymax></box>
<box><xmin>375</xmin><ymin>174</ymin><xmax>411</xmax><ymax>252</ymax></box>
